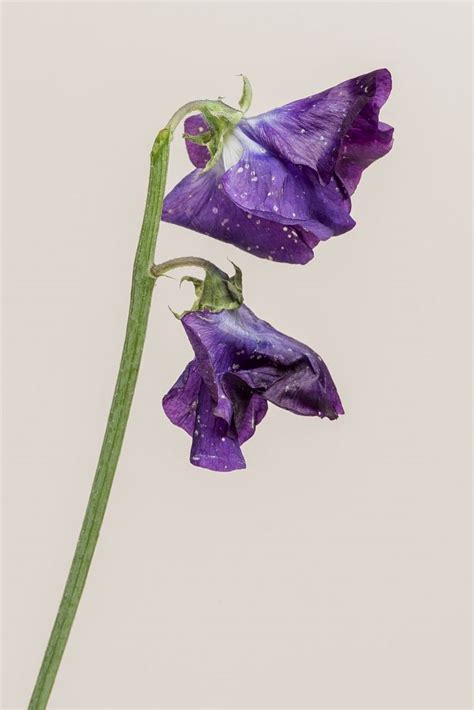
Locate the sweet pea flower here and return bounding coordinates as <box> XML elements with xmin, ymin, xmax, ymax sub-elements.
<box><xmin>162</xmin><ymin>69</ymin><xmax>393</xmax><ymax>264</ymax></box>
<box><xmin>163</xmin><ymin>304</ymin><xmax>343</xmax><ymax>471</ymax></box>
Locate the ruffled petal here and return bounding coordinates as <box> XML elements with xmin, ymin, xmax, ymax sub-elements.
<box><xmin>240</xmin><ymin>69</ymin><xmax>392</xmax><ymax>185</ymax></box>
<box><xmin>182</xmin><ymin>310</ymin><xmax>273</xmax><ymax>442</ymax></box>
<box><xmin>262</xmin><ymin>359</ymin><xmax>344</xmax><ymax>418</ymax></box>
<box><xmin>221</xmin><ymin>372</ymin><xmax>268</xmax><ymax>444</ymax></box>
<box><xmin>182</xmin><ymin>306</ymin><xmax>344</xmax><ymax>421</ymax></box>
<box><xmin>162</xmin><ymin>166</ymin><xmax>319</xmax><ymax>264</ymax></box>
<box><xmin>336</xmin><ymin>120</ymin><xmax>394</xmax><ymax>195</ymax></box>
<box><xmin>190</xmin><ymin>381</ymin><xmax>246</xmax><ymax>471</ymax></box>
<box><xmin>222</xmin><ymin>134</ymin><xmax>355</xmax><ymax>239</ymax></box>
<box><xmin>162</xmin><ymin>359</ymin><xmax>202</xmax><ymax>436</ymax></box>
<box><xmin>165</xmin><ymin>306</ymin><xmax>343</xmax><ymax>471</ymax></box>
<box><xmin>163</xmin><ymin>359</ymin><xmax>246</xmax><ymax>471</ymax></box>
<box><xmin>183</xmin><ymin>114</ymin><xmax>211</xmax><ymax>169</ymax></box>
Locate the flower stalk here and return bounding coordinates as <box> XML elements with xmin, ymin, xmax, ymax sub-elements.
<box><xmin>28</xmin><ymin>84</ymin><xmax>250</xmax><ymax>708</ymax></box>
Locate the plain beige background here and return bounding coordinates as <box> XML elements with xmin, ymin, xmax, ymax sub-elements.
<box><xmin>2</xmin><ymin>1</ymin><xmax>472</xmax><ymax>708</ymax></box>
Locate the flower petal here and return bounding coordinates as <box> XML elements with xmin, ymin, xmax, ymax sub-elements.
<box><xmin>182</xmin><ymin>306</ymin><xmax>344</xmax><ymax>421</ymax></box>
<box><xmin>162</xmin><ymin>359</ymin><xmax>201</xmax><ymax>436</ymax></box>
<box><xmin>162</xmin><ymin>166</ymin><xmax>319</xmax><ymax>264</ymax></box>
<box><xmin>240</xmin><ymin>69</ymin><xmax>392</xmax><ymax>185</ymax></box>
<box><xmin>262</xmin><ymin>359</ymin><xmax>344</xmax><ymax>418</ymax></box>
<box><xmin>222</xmin><ymin>135</ymin><xmax>355</xmax><ymax>239</ymax></box>
<box><xmin>183</xmin><ymin>114</ymin><xmax>211</xmax><ymax>169</ymax></box>
<box><xmin>163</xmin><ymin>359</ymin><xmax>246</xmax><ymax>471</ymax></box>
<box><xmin>221</xmin><ymin>372</ymin><xmax>268</xmax><ymax>444</ymax></box>
<box><xmin>336</xmin><ymin>120</ymin><xmax>394</xmax><ymax>195</ymax></box>
<box><xmin>190</xmin><ymin>381</ymin><xmax>246</xmax><ymax>471</ymax></box>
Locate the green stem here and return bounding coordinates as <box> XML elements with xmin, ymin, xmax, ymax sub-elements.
<box><xmin>28</xmin><ymin>90</ymin><xmax>237</xmax><ymax>707</ymax></box>
<box><xmin>28</xmin><ymin>127</ymin><xmax>171</xmax><ymax>710</ymax></box>
<box><xmin>151</xmin><ymin>256</ymin><xmax>219</xmax><ymax>278</ymax></box>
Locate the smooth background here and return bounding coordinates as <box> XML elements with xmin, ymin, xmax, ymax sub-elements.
<box><xmin>2</xmin><ymin>2</ymin><xmax>472</xmax><ymax>708</ymax></box>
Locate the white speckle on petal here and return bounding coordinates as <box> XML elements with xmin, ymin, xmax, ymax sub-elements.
<box><xmin>212</xmin><ymin>207</ymin><xmax>218</xmax><ymax>214</ymax></box>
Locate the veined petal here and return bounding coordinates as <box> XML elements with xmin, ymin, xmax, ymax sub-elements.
<box><xmin>162</xmin><ymin>165</ymin><xmax>319</xmax><ymax>264</ymax></box>
<box><xmin>182</xmin><ymin>306</ymin><xmax>344</xmax><ymax>420</ymax></box>
<box><xmin>162</xmin><ymin>359</ymin><xmax>202</xmax><ymax>436</ymax></box>
<box><xmin>222</xmin><ymin>133</ymin><xmax>355</xmax><ymax>238</ymax></box>
<box><xmin>220</xmin><ymin>372</ymin><xmax>268</xmax><ymax>444</ymax></box>
<box><xmin>262</xmin><ymin>359</ymin><xmax>344</xmax><ymax>418</ymax></box>
<box><xmin>337</xmin><ymin>120</ymin><xmax>394</xmax><ymax>194</ymax></box>
<box><xmin>163</xmin><ymin>358</ymin><xmax>247</xmax><ymax>471</ymax></box>
<box><xmin>190</xmin><ymin>382</ymin><xmax>246</xmax><ymax>472</ymax></box>
<box><xmin>164</xmin><ymin>306</ymin><xmax>343</xmax><ymax>471</ymax></box>
<box><xmin>240</xmin><ymin>69</ymin><xmax>392</xmax><ymax>185</ymax></box>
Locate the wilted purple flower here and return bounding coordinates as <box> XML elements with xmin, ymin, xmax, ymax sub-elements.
<box><xmin>163</xmin><ymin>305</ymin><xmax>343</xmax><ymax>471</ymax></box>
<box><xmin>162</xmin><ymin>69</ymin><xmax>393</xmax><ymax>264</ymax></box>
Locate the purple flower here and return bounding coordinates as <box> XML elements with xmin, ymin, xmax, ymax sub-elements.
<box><xmin>163</xmin><ymin>305</ymin><xmax>343</xmax><ymax>471</ymax></box>
<box><xmin>163</xmin><ymin>69</ymin><xmax>393</xmax><ymax>264</ymax></box>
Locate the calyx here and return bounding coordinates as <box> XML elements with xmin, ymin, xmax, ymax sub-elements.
<box><xmin>178</xmin><ymin>263</ymin><xmax>243</xmax><ymax>318</ymax></box>
<box><xmin>184</xmin><ymin>75</ymin><xmax>252</xmax><ymax>172</ymax></box>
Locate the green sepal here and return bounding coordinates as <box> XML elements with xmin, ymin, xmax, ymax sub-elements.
<box><xmin>176</xmin><ymin>264</ymin><xmax>243</xmax><ymax>318</ymax></box>
<box><xmin>238</xmin><ymin>75</ymin><xmax>253</xmax><ymax>113</ymax></box>
<box><xmin>183</xmin><ymin>77</ymin><xmax>253</xmax><ymax>173</ymax></box>
<box><xmin>198</xmin><ymin>99</ymin><xmax>242</xmax><ymax>173</ymax></box>
<box><xmin>183</xmin><ymin>131</ymin><xmax>212</xmax><ymax>146</ymax></box>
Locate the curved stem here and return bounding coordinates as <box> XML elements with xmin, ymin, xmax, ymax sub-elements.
<box><xmin>28</xmin><ymin>127</ymin><xmax>171</xmax><ymax>709</ymax></box>
<box><xmin>151</xmin><ymin>256</ymin><xmax>219</xmax><ymax>278</ymax></box>
<box><xmin>166</xmin><ymin>100</ymin><xmax>212</xmax><ymax>132</ymax></box>
<box><xmin>166</xmin><ymin>98</ymin><xmax>240</xmax><ymax>133</ymax></box>
<box><xmin>28</xmin><ymin>88</ymin><xmax>238</xmax><ymax>707</ymax></box>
